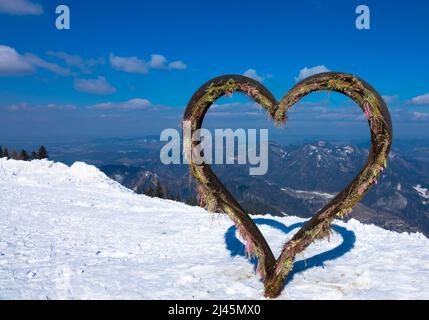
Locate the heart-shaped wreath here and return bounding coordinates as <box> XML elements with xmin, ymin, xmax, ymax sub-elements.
<box><xmin>183</xmin><ymin>72</ymin><xmax>392</xmax><ymax>298</ymax></box>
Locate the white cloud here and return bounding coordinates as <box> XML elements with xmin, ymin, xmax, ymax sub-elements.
<box><xmin>295</xmin><ymin>65</ymin><xmax>330</xmax><ymax>82</ymax></box>
<box><xmin>410</xmin><ymin>93</ymin><xmax>429</xmax><ymax>105</ymax></box>
<box><xmin>149</xmin><ymin>54</ymin><xmax>168</xmax><ymax>69</ymax></box>
<box><xmin>48</xmin><ymin>51</ymin><xmax>86</xmax><ymax>70</ymax></box>
<box><xmin>411</xmin><ymin>112</ymin><xmax>429</xmax><ymax>120</ymax></box>
<box><xmin>46</xmin><ymin>104</ymin><xmax>76</xmax><ymax>111</ymax></box>
<box><xmin>148</xmin><ymin>54</ymin><xmax>187</xmax><ymax>70</ymax></box>
<box><xmin>0</xmin><ymin>45</ymin><xmax>34</xmax><ymax>75</ymax></box>
<box><xmin>5</xmin><ymin>102</ymin><xmax>30</xmax><ymax>111</ymax></box>
<box><xmin>88</xmin><ymin>98</ymin><xmax>153</xmax><ymax>111</ymax></box>
<box><xmin>0</xmin><ymin>45</ymin><xmax>71</xmax><ymax>76</ymax></box>
<box><xmin>243</xmin><ymin>69</ymin><xmax>271</xmax><ymax>82</ymax></box>
<box><xmin>47</xmin><ymin>51</ymin><xmax>104</xmax><ymax>73</ymax></box>
<box><xmin>109</xmin><ymin>53</ymin><xmax>148</xmax><ymax>74</ymax></box>
<box><xmin>168</xmin><ymin>60</ymin><xmax>187</xmax><ymax>70</ymax></box>
<box><xmin>24</xmin><ymin>53</ymin><xmax>70</xmax><ymax>76</ymax></box>
<box><xmin>109</xmin><ymin>53</ymin><xmax>187</xmax><ymax>74</ymax></box>
<box><xmin>74</xmin><ymin>76</ymin><xmax>116</xmax><ymax>95</ymax></box>
<box><xmin>4</xmin><ymin>102</ymin><xmax>76</xmax><ymax>112</ymax></box>
<box><xmin>0</xmin><ymin>0</ymin><xmax>42</xmax><ymax>15</ymax></box>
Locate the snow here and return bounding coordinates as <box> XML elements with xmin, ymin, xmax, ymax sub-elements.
<box><xmin>413</xmin><ymin>185</ymin><xmax>428</xmax><ymax>197</ymax></box>
<box><xmin>317</xmin><ymin>141</ymin><xmax>326</xmax><ymax>147</ymax></box>
<box><xmin>316</xmin><ymin>154</ymin><xmax>322</xmax><ymax>166</ymax></box>
<box><xmin>414</xmin><ymin>185</ymin><xmax>429</xmax><ymax>199</ymax></box>
<box><xmin>413</xmin><ymin>185</ymin><xmax>429</xmax><ymax>205</ymax></box>
<box><xmin>343</xmin><ymin>146</ymin><xmax>354</xmax><ymax>154</ymax></box>
<box><xmin>283</xmin><ymin>188</ymin><xmax>335</xmax><ymax>199</ymax></box>
<box><xmin>1</xmin><ymin>158</ymin><xmax>428</xmax><ymax>300</ymax></box>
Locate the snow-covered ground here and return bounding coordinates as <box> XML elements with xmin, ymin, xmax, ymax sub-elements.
<box><xmin>281</xmin><ymin>188</ymin><xmax>335</xmax><ymax>199</ymax></box>
<box><xmin>0</xmin><ymin>158</ymin><xmax>428</xmax><ymax>300</ymax></box>
<box><xmin>414</xmin><ymin>185</ymin><xmax>429</xmax><ymax>205</ymax></box>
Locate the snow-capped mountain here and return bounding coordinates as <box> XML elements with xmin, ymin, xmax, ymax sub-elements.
<box><xmin>0</xmin><ymin>158</ymin><xmax>428</xmax><ymax>299</ymax></box>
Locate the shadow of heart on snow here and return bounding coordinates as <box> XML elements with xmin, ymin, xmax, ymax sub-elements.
<box><xmin>225</xmin><ymin>218</ymin><xmax>356</xmax><ymax>285</ymax></box>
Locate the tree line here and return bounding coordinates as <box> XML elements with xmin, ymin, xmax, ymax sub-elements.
<box><xmin>135</xmin><ymin>179</ymin><xmax>187</xmax><ymax>203</ymax></box>
<box><xmin>0</xmin><ymin>145</ymin><xmax>48</xmax><ymax>161</ymax></box>
<box><xmin>138</xmin><ymin>180</ymin><xmax>202</xmax><ymax>207</ymax></box>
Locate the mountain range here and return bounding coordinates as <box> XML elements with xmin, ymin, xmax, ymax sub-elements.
<box><xmin>92</xmin><ymin>139</ymin><xmax>429</xmax><ymax>236</ymax></box>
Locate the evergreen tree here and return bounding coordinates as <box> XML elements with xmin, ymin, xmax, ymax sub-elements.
<box><xmin>164</xmin><ymin>188</ymin><xmax>178</xmax><ymax>201</ymax></box>
<box><xmin>3</xmin><ymin>148</ymin><xmax>9</xmax><ymax>159</ymax></box>
<box><xmin>0</xmin><ymin>146</ymin><xmax>3</xmax><ymax>158</ymax></box>
<box><xmin>11</xmin><ymin>149</ymin><xmax>18</xmax><ymax>160</ymax></box>
<box><xmin>163</xmin><ymin>188</ymin><xmax>172</xmax><ymax>200</ymax></box>
<box><xmin>37</xmin><ymin>145</ymin><xmax>48</xmax><ymax>159</ymax></box>
<box><xmin>144</xmin><ymin>186</ymin><xmax>156</xmax><ymax>197</ymax></box>
<box><xmin>135</xmin><ymin>185</ymin><xmax>150</xmax><ymax>195</ymax></box>
<box><xmin>155</xmin><ymin>180</ymin><xmax>165</xmax><ymax>199</ymax></box>
<box><xmin>134</xmin><ymin>185</ymin><xmax>144</xmax><ymax>195</ymax></box>
<box><xmin>31</xmin><ymin>150</ymin><xmax>38</xmax><ymax>160</ymax></box>
<box><xmin>185</xmin><ymin>196</ymin><xmax>199</xmax><ymax>207</ymax></box>
<box><xmin>18</xmin><ymin>150</ymin><xmax>30</xmax><ymax>161</ymax></box>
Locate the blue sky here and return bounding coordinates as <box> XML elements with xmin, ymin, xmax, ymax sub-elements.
<box><xmin>0</xmin><ymin>0</ymin><xmax>428</xmax><ymax>143</ymax></box>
